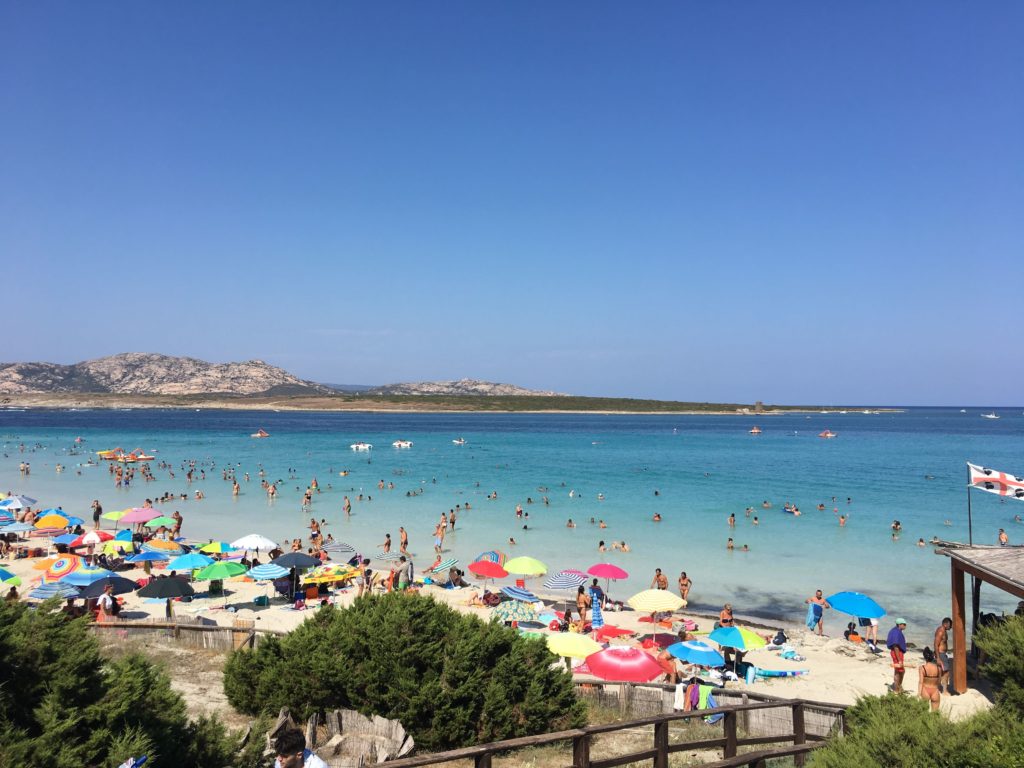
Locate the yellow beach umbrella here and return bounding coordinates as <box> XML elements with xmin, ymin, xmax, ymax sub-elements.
<box><xmin>34</xmin><ymin>557</ymin><xmax>59</xmax><ymax>571</ymax></box>
<box><xmin>35</xmin><ymin>514</ymin><xmax>70</xmax><ymax>529</ymax></box>
<box><xmin>547</xmin><ymin>633</ymin><xmax>602</xmax><ymax>659</ymax></box>
<box><xmin>101</xmin><ymin>509</ymin><xmax>129</xmax><ymax>521</ymax></box>
<box><xmin>503</xmin><ymin>556</ymin><xmax>548</xmax><ymax>576</ymax></box>
<box><xmin>627</xmin><ymin>589</ymin><xmax>685</xmax><ymax>613</ymax></box>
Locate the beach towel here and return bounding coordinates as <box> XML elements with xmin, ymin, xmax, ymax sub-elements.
<box><xmin>589</xmin><ymin>588</ymin><xmax>605</xmax><ymax>629</ymax></box>
<box><xmin>805</xmin><ymin>603</ymin><xmax>819</xmax><ymax>630</ymax></box>
<box><xmin>705</xmin><ymin>693</ymin><xmax>723</xmax><ymax>724</ymax></box>
<box><xmin>673</xmin><ymin>683</ymin><xmax>687</xmax><ymax>711</ymax></box>
<box><xmin>697</xmin><ymin>685</ymin><xmax>713</xmax><ymax>711</ymax></box>
<box><xmin>689</xmin><ymin>684</ymin><xmax>700</xmax><ymax>709</ymax></box>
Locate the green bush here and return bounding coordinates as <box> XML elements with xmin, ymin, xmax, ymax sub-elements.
<box><xmin>808</xmin><ymin>694</ymin><xmax>1024</xmax><ymax>768</ymax></box>
<box><xmin>0</xmin><ymin>598</ymin><xmax>249</xmax><ymax>768</ymax></box>
<box><xmin>977</xmin><ymin>615</ymin><xmax>1024</xmax><ymax>716</ymax></box>
<box><xmin>223</xmin><ymin>592</ymin><xmax>587</xmax><ymax>750</ymax></box>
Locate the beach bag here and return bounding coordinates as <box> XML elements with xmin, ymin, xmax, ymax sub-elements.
<box><xmin>773</xmin><ymin>630</ymin><xmax>787</xmax><ymax>646</ymax></box>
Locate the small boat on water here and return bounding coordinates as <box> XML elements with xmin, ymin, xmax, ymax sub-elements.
<box><xmin>452</xmin><ymin>438</ymin><xmax>466</xmax><ymax>445</ymax></box>
<box><xmin>960</xmin><ymin>409</ymin><xmax>967</xmax><ymax>413</ymax></box>
<box><xmin>392</xmin><ymin>440</ymin><xmax>413</xmax><ymax>448</ymax></box>
<box><xmin>117</xmin><ymin>450</ymin><xmax>155</xmax><ymax>463</ymax></box>
<box><xmin>749</xmin><ymin>426</ymin><xmax>762</xmax><ymax>435</ymax></box>
<box><xmin>251</xmin><ymin>429</ymin><xmax>270</xmax><ymax>439</ymax></box>
<box><xmin>982</xmin><ymin>413</ymin><xmax>1000</xmax><ymax>420</ymax></box>
<box><xmin>818</xmin><ymin>430</ymin><xmax>837</xmax><ymax>439</ymax></box>
<box><xmin>350</xmin><ymin>442</ymin><xmax>373</xmax><ymax>452</ymax></box>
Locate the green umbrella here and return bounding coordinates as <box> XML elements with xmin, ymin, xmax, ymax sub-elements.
<box><xmin>503</xmin><ymin>556</ymin><xmax>547</xmax><ymax>576</ymax></box>
<box><xmin>146</xmin><ymin>516</ymin><xmax>178</xmax><ymax>528</ymax></box>
<box><xmin>492</xmin><ymin>600</ymin><xmax>538</xmax><ymax>624</ymax></box>
<box><xmin>195</xmin><ymin>561</ymin><xmax>247</xmax><ymax>581</ymax></box>
<box><xmin>199</xmin><ymin>541</ymin><xmax>237</xmax><ymax>554</ymax></box>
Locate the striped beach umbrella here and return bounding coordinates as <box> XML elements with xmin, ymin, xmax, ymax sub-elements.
<box><xmin>70</xmin><ymin>530</ymin><xmax>114</xmax><ymax>548</ymax></box>
<box><xmin>322</xmin><ymin>541</ymin><xmax>356</xmax><ymax>555</ymax></box>
<box><xmin>3</xmin><ymin>522</ymin><xmax>36</xmax><ymax>534</ymax></box>
<box><xmin>0</xmin><ymin>495</ymin><xmax>38</xmax><ymax>510</ymax></box>
<box><xmin>475</xmin><ymin>550</ymin><xmax>507</xmax><ymax>566</ymax></box>
<box><xmin>500</xmin><ymin>585</ymin><xmax>539</xmax><ymax>602</ymax></box>
<box><xmin>248</xmin><ymin>563</ymin><xmax>289</xmax><ymax>581</ymax></box>
<box><xmin>127</xmin><ymin>551</ymin><xmax>170</xmax><ymax>564</ymax></box>
<box><xmin>42</xmin><ymin>555</ymin><xmax>85</xmax><ymax>583</ymax></box>
<box><xmin>376</xmin><ymin>552</ymin><xmax>404</xmax><ymax>562</ymax></box>
<box><xmin>61</xmin><ymin>566</ymin><xmax>114</xmax><ymax>586</ymax></box>
<box><xmin>544</xmin><ymin>570</ymin><xmax>588</xmax><ymax>591</ymax></box>
<box><xmin>492</xmin><ymin>600</ymin><xmax>537</xmax><ymax>623</ymax></box>
<box><xmin>430</xmin><ymin>557</ymin><xmax>458</xmax><ymax>573</ymax></box>
<box><xmin>198</xmin><ymin>541</ymin><xmax>237</xmax><ymax>554</ymax></box>
<box><xmin>28</xmin><ymin>582</ymin><xmax>81</xmax><ymax>600</ymax></box>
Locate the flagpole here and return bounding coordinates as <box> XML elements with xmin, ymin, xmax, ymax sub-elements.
<box><xmin>966</xmin><ymin>463</ymin><xmax>974</xmax><ymax>546</ymax></box>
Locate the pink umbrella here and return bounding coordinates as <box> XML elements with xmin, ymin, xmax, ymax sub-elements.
<box><xmin>584</xmin><ymin>647</ymin><xmax>664</xmax><ymax>683</ymax></box>
<box><xmin>119</xmin><ymin>508</ymin><xmax>161</xmax><ymax>524</ymax></box>
<box><xmin>587</xmin><ymin>562</ymin><xmax>629</xmax><ymax>595</ymax></box>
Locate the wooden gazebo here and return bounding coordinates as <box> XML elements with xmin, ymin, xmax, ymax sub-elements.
<box><xmin>939</xmin><ymin>546</ymin><xmax>1024</xmax><ymax>692</ymax></box>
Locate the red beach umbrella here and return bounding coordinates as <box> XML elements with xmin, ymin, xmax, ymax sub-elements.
<box><xmin>594</xmin><ymin>624</ymin><xmax>635</xmax><ymax>641</ymax></box>
<box><xmin>69</xmin><ymin>530</ymin><xmax>114</xmax><ymax>548</ymax></box>
<box><xmin>469</xmin><ymin>560</ymin><xmax>508</xmax><ymax>579</ymax></box>
<box><xmin>584</xmin><ymin>647</ymin><xmax>664</xmax><ymax>683</ymax></box>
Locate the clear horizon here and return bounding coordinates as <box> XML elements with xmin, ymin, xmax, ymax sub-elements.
<box><xmin>2</xmin><ymin>3</ymin><xmax>1021</xmax><ymax>405</ymax></box>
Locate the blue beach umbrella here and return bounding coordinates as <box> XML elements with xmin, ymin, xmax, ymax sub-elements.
<box><xmin>501</xmin><ymin>585</ymin><xmax>539</xmax><ymax>602</ymax></box>
<box><xmin>62</xmin><ymin>516</ymin><xmax>85</xmax><ymax>528</ymax></box>
<box><xmin>114</xmin><ymin>528</ymin><xmax>133</xmax><ymax>542</ymax></box>
<box><xmin>248</xmin><ymin>563</ymin><xmax>289</xmax><ymax>581</ymax></box>
<box><xmin>127</xmin><ymin>551</ymin><xmax>170</xmax><ymax>564</ymax></box>
<box><xmin>28</xmin><ymin>582</ymin><xmax>81</xmax><ymax>600</ymax></box>
<box><xmin>708</xmin><ymin>626</ymin><xmax>767</xmax><ymax>651</ymax></box>
<box><xmin>52</xmin><ymin>533</ymin><xmax>80</xmax><ymax>545</ymax></box>
<box><xmin>0</xmin><ymin>566</ymin><xmax>18</xmax><ymax>583</ymax></box>
<box><xmin>3</xmin><ymin>522</ymin><xmax>36</xmax><ymax>534</ymax></box>
<box><xmin>667</xmin><ymin>640</ymin><xmax>726</xmax><ymax>668</ymax></box>
<box><xmin>61</xmin><ymin>567</ymin><xmax>115</xmax><ymax>586</ymax></box>
<box><xmin>168</xmin><ymin>553</ymin><xmax>215</xmax><ymax>571</ymax></box>
<box><xmin>0</xmin><ymin>495</ymin><xmax>38</xmax><ymax>510</ymax></box>
<box><xmin>825</xmin><ymin>591</ymin><xmax>886</xmax><ymax>619</ymax></box>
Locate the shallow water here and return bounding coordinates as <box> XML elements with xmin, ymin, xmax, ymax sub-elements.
<box><xmin>2</xmin><ymin>407</ymin><xmax>1022</xmax><ymax>641</ymax></box>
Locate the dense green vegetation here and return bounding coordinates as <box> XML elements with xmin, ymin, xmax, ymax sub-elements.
<box><xmin>811</xmin><ymin>615</ymin><xmax>1024</xmax><ymax>767</ymax></box>
<box><xmin>0</xmin><ymin>598</ymin><xmax>259</xmax><ymax>768</ymax></box>
<box><xmin>223</xmin><ymin>592</ymin><xmax>586</xmax><ymax>750</ymax></box>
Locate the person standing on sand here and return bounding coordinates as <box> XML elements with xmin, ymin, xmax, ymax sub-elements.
<box><xmin>805</xmin><ymin>590</ymin><xmax>831</xmax><ymax>636</ymax></box>
<box><xmin>935</xmin><ymin>617</ymin><xmax>956</xmax><ymax>695</ymax></box>
<box><xmin>887</xmin><ymin>618</ymin><xmax>908</xmax><ymax>693</ymax></box>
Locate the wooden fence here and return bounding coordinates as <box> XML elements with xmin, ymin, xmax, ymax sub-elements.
<box><xmin>88</xmin><ymin>616</ymin><xmax>284</xmax><ymax>651</ymax></box>
<box><xmin>382</xmin><ymin>700</ymin><xmax>841</xmax><ymax>768</ymax></box>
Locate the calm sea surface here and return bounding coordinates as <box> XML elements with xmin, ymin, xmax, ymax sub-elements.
<box><xmin>2</xmin><ymin>407</ymin><xmax>1022</xmax><ymax>638</ymax></box>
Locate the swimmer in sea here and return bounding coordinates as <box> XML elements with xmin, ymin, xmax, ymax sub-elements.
<box><xmin>752</xmin><ymin>516</ymin><xmax>759</xmax><ymax>525</ymax></box>
<box><xmin>620</xmin><ymin>541</ymin><xmax>630</xmax><ymax>552</ymax></box>
<box><xmin>652</xmin><ymin>513</ymin><xmax>662</xmax><ymax>522</ymax></box>
<box><xmin>598</xmin><ymin>540</ymin><xmax>607</xmax><ymax>552</ymax></box>
<box><xmin>726</xmin><ymin>537</ymin><xmax>734</xmax><ymax>551</ymax></box>
<box><xmin>566</xmin><ymin>519</ymin><xmax>576</xmax><ymax>528</ymax></box>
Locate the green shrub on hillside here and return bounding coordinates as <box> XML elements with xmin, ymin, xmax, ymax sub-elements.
<box><xmin>223</xmin><ymin>592</ymin><xmax>586</xmax><ymax>750</ymax></box>
<box><xmin>808</xmin><ymin>694</ymin><xmax>1024</xmax><ymax>768</ymax></box>
<box><xmin>0</xmin><ymin>598</ymin><xmax>246</xmax><ymax>768</ymax></box>
<box><xmin>977</xmin><ymin>615</ymin><xmax>1024</xmax><ymax>716</ymax></box>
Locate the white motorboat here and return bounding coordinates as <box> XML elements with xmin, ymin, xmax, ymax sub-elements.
<box><xmin>350</xmin><ymin>442</ymin><xmax>373</xmax><ymax>451</ymax></box>
<box><xmin>392</xmin><ymin>440</ymin><xmax>413</xmax><ymax>448</ymax></box>
<box><xmin>452</xmin><ymin>438</ymin><xmax>466</xmax><ymax>445</ymax></box>
<box><xmin>981</xmin><ymin>413</ymin><xmax>1000</xmax><ymax>420</ymax></box>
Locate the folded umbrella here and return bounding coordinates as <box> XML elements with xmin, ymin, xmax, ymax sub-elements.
<box><xmin>825</xmin><ymin>591</ymin><xmax>886</xmax><ymax>619</ymax></box>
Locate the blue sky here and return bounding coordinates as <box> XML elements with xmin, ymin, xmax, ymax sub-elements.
<box><xmin>1</xmin><ymin>3</ymin><xmax>1021</xmax><ymax>404</ymax></box>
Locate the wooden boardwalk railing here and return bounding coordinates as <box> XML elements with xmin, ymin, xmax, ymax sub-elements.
<box><xmin>383</xmin><ymin>699</ymin><xmax>839</xmax><ymax>768</ymax></box>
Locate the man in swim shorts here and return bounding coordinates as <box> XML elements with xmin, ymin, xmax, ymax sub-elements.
<box><xmin>805</xmin><ymin>590</ymin><xmax>831</xmax><ymax>636</ymax></box>
<box><xmin>887</xmin><ymin>618</ymin><xmax>908</xmax><ymax>693</ymax></box>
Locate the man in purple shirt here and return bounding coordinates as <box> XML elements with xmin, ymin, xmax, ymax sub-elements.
<box><xmin>886</xmin><ymin>618</ymin><xmax>908</xmax><ymax>693</ymax></box>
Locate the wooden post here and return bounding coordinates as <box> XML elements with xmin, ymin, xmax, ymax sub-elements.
<box><xmin>474</xmin><ymin>752</ymin><xmax>492</xmax><ymax>768</ymax></box>
<box><xmin>572</xmin><ymin>733</ymin><xmax>591</xmax><ymax>768</ymax></box>
<box><xmin>792</xmin><ymin>702</ymin><xmax>806</xmax><ymax>767</ymax></box>
<box><xmin>740</xmin><ymin>692</ymin><xmax>749</xmax><ymax>733</ymax></box>
<box><xmin>653</xmin><ymin>720</ymin><xmax>669</xmax><ymax>768</ymax></box>
<box><xmin>952</xmin><ymin>562</ymin><xmax>968</xmax><ymax>693</ymax></box>
<box><xmin>723</xmin><ymin>710</ymin><xmax>738</xmax><ymax>758</ymax></box>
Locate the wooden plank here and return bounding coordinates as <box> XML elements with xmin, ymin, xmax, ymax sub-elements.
<box><xmin>952</xmin><ymin>562</ymin><xmax>968</xmax><ymax>693</ymax></box>
<box><xmin>667</xmin><ymin>738</ymin><xmax>726</xmax><ymax>753</ymax></box>
<box><xmin>572</xmin><ymin>733</ymin><xmax>590</xmax><ymax>768</ymax></box>
<box><xmin>792</xmin><ymin>701</ymin><xmax>806</xmax><ymax>768</ymax></box>
<box><xmin>699</xmin><ymin>742</ymin><xmax>824</xmax><ymax>768</ymax></box>
<box><xmin>590</xmin><ymin>749</ymin><xmax>658</xmax><ymax>768</ymax></box>
<box><xmin>473</xmin><ymin>754</ymin><xmax>491</xmax><ymax>768</ymax></box>
<box><xmin>653</xmin><ymin>720</ymin><xmax>668</xmax><ymax>768</ymax></box>
<box><xmin>723</xmin><ymin>711</ymin><xmax>738</xmax><ymax>758</ymax></box>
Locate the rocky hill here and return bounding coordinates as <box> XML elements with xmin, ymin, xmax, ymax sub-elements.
<box><xmin>369</xmin><ymin>378</ymin><xmax>565</xmax><ymax>397</ymax></box>
<box><xmin>0</xmin><ymin>353</ymin><xmax>331</xmax><ymax>396</ymax></box>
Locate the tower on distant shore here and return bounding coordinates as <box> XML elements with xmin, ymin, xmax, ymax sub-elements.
<box><xmin>754</xmin><ymin>401</ymin><xmax>764</xmax><ymax>413</ymax></box>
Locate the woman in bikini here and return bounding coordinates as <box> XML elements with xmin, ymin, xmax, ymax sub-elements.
<box><xmin>918</xmin><ymin>647</ymin><xmax>942</xmax><ymax>711</ymax></box>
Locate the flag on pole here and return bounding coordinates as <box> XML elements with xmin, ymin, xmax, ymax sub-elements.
<box><xmin>968</xmin><ymin>463</ymin><xmax>1024</xmax><ymax>500</ymax></box>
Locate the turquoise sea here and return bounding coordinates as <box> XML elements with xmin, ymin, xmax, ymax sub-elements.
<box><xmin>2</xmin><ymin>407</ymin><xmax>1022</xmax><ymax>639</ymax></box>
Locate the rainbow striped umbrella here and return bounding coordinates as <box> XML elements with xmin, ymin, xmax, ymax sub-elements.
<box><xmin>199</xmin><ymin>541</ymin><xmax>237</xmax><ymax>554</ymax></box>
<box><xmin>42</xmin><ymin>555</ymin><xmax>86</xmax><ymax>583</ymax></box>
<box><xmin>475</xmin><ymin>550</ymin><xmax>507</xmax><ymax>566</ymax></box>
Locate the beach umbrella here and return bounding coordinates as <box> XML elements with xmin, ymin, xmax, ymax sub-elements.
<box><xmin>198</xmin><ymin>541</ymin><xmax>237</xmax><ymax>554</ymax></box>
<box><xmin>127</xmin><ymin>551</ymin><xmax>170</xmax><ymax>564</ymax></box>
<box><xmin>248</xmin><ymin>563</ymin><xmax>289</xmax><ymax>581</ymax></box>
<box><xmin>3</xmin><ymin>522</ymin><xmax>36</xmax><ymax>534</ymax></box>
<box><xmin>195</xmin><ymin>561</ymin><xmax>248</xmax><ymax>581</ymax></box>
<box><xmin>667</xmin><ymin>640</ymin><xmax>726</xmax><ymax>668</ymax></box>
<box><xmin>114</xmin><ymin>528</ymin><xmax>133</xmax><ymax>542</ymax></box>
<box><xmin>34</xmin><ymin>557</ymin><xmax>58</xmax><ymax>571</ymax></box>
<box><xmin>61</xmin><ymin>566</ymin><xmax>115</xmax><ymax>586</ymax></box>
<box><xmin>70</xmin><ymin>530</ymin><xmax>114</xmax><ymax>548</ymax></box>
<box><xmin>504</xmin><ymin>556</ymin><xmax>547</xmax><ymax>576</ymax></box>
<box><xmin>469</xmin><ymin>560</ymin><xmax>508</xmax><ymax>580</ymax></box>
<box><xmin>708</xmin><ymin>626</ymin><xmax>767</xmax><ymax>651</ymax></box>
<box><xmin>137</xmin><ymin>578</ymin><xmax>195</xmax><ymax>599</ymax></box>
<box><xmin>146</xmin><ymin>516</ymin><xmax>178</xmax><ymax>528</ymax></box>
<box><xmin>501</xmin><ymin>585</ymin><xmax>539</xmax><ymax>602</ymax></box>
<box><xmin>587</xmin><ymin>562</ymin><xmax>629</xmax><ymax>594</ymax></box>
<box><xmin>321</xmin><ymin>541</ymin><xmax>356</xmax><ymax>555</ymax></box>
<box><xmin>168</xmin><ymin>552</ymin><xmax>215</xmax><ymax>571</ymax></box>
<box><xmin>63</xmin><ymin>517</ymin><xmax>85</xmax><ymax>528</ymax></box>
<box><xmin>430</xmin><ymin>557</ymin><xmax>459</xmax><ymax>573</ymax></box>
<box><xmin>544</xmin><ymin>570</ymin><xmax>588</xmax><ymax>591</ymax></box>
<box><xmin>52</xmin><ymin>533</ymin><xmax>79</xmax><ymax>545</ymax></box>
<box><xmin>100</xmin><ymin>541</ymin><xmax>131</xmax><ymax>556</ymax></box>
<box><xmin>101</xmin><ymin>509</ymin><xmax>129</xmax><ymax>523</ymax></box>
<box><xmin>272</xmin><ymin>552</ymin><xmax>321</xmax><ymax>569</ymax></box>
<box><xmin>231</xmin><ymin>533</ymin><xmax>278</xmax><ymax>552</ymax></box>
<box><xmin>492</xmin><ymin>600</ymin><xmax>538</xmax><ymax>624</ymax></box>
<box><xmin>584</xmin><ymin>647</ymin><xmax>664</xmax><ymax>683</ymax></box>
<box><xmin>35</xmin><ymin>514</ymin><xmax>71</xmax><ymax>529</ymax></box>
<box><xmin>475</xmin><ymin>550</ymin><xmax>507</xmax><ymax>566</ymax></box>
<box><xmin>0</xmin><ymin>495</ymin><xmax>38</xmax><ymax>510</ymax></box>
<box><xmin>119</xmin><ymin>508</ymin><xmax>162</xmax><ymax>524</ymax></box>
<box><xmin>627</xmin><ymin>589</ymin><xmax>684</xmax><ymax>613</ymax></box>
<box><xmin>28</xmin><ymin>582</ymin><xmax>81</xmax><ymax>600</ymax></box>
<box><xmin>639</xmin><ymin>632</ymin><xmax>679</xmax><ymax>649</ymax></box>
<box><xmin>547</xmin><ymin>633</ymin><xmax>602</xmax><ymax>659</ymax></box>
<box><xmin>80</xmin><ymin>576</ymin><xmax>138</xmax><ymax>598</ymax></box>
<box><xmin>0</xmin><ymin>566</ymin><xmax>19</xmax><ymax>584</ymax></box>
<box><xmin>825</xmin><ymin>591</ymin><xmax>886</xmax><ymax>619</ymax></box>
<box><xmin>43</xmin><ymin>555</ymin><xmax>86</xmax><ymax>583</ymax></box>
<box><xmin>141</xmin><ymin>539</ymin><xmax>184</xmax><ymax>553</ymax></box>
